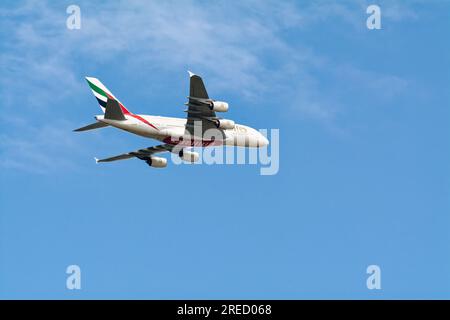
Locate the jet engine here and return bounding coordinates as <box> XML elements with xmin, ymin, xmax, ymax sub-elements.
<box><xmin>145</xmin><ymin>156</ymin><xmax>167</xmax><ymax>168</ymax></box>
<box><xmin>179</xmin><ymin>149</ymin><xmax>200</xmax><ymax>163</ymax></box>
<box><xmin>209</xmin><ymin>100</ymin><xmax>229</xmax><ymax>112</ymax></box>
<box><xmin>214</xmin><ymin>119</ymin><xmax>235</xmax><ymax>130</ymax></box>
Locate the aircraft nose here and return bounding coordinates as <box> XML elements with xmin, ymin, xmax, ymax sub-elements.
<box><xmin>258</xmin><ymin>134</ymin><xmax>269</xmax><ymax>147</ymax></box>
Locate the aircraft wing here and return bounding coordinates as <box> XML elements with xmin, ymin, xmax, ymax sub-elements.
<box><xmin>95</xmin><ymin>144</ymin><xmax>173</xmax><ymax>163</ymax></box>
<box><xmin>185</xmin><ymin>72</ymin><xmax>220</xmax><ymax>135</ymax></box>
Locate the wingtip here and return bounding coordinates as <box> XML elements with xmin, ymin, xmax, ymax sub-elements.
<box><xmin>188</xmin><ymin>70</ymin><xmax>195</xmax><ymax>78</ymax></box>
<box><xmin>94</xmin><ymin>157</ymin><xmax>99</xmax><ymax>164</ymax></box>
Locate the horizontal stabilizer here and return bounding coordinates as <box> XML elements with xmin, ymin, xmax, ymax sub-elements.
<box><xmin>105</xmin><ymin>98</ymin><xmax>126</xmax><ymax>121</ymax></box>
<box><xmin>74</xmin><ymin>121</ymin><xmax>109</xmax><ymax>132</ymax></box>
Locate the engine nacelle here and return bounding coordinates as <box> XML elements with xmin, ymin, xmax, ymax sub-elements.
<box><xmin>179</xmin><ymin>150</ymin><xmax>200</xmax><ymax>163</ymax></box>
<box><xmin>209</xmin><ymin>100</ymin><xmax>229</xmax><ymax>112</ymax></box>
<box><xmin>214</xmin><ymin>119</ymin><xmax>235</xmax><ymax>130</ymax></box>
<box><xmin>146</xmin><ymin>156</ymin><xmax>167</xmax><ymax>168</ymax></box>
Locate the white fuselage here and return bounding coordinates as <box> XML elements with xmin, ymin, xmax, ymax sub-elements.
<box><xmin>96</xmin><ymin>114</ymin><xmax>269</xmax><ymax>148</ymax></box>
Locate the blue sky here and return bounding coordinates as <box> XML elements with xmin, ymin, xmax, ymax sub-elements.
<box><xmin>1</xmin><ymin>0</ymin><xmax>449</xmax><ymax>299</ymax></box>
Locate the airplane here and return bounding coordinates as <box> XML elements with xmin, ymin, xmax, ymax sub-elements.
<box><xmin>74</xmin><ymin>71</ymin><xmax>269</xmax><ymax>168</ymax></box>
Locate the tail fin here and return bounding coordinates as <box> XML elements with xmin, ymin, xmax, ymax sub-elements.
<box><xmin>85</xmin><ymin>77</ymin><xmax>131</xmax><ymax>114</ymax></box>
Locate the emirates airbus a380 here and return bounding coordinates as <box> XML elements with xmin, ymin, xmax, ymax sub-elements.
<box><xmin>75</xmin><ymin>71</ymin><xmax>269</xmax><ymax>168</ymax></box>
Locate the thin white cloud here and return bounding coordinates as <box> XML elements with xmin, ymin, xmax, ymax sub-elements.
<box><xmin>0</xmin><ymin>0</ymin><xmax>418</xmax><ymax>172</ymax></box>
<box><xmin>2</xmin><ymin>0</ymin><xmax>416</xmax><ymax>108</ymax></box>
<box><xmin>0</xmin><ymin>120</ymin><xmax>82</xmax><ymax>174</ymax></box>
